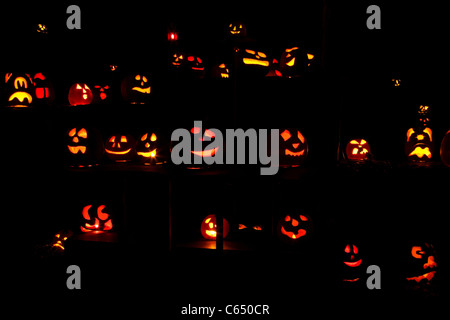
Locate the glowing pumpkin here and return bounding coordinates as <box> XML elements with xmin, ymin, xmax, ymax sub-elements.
<box><xmin>405</xmin><ymin>127</ymin><xmax>434</xmax><ymax>161</ymax></box>
<box><xmin>228</xmin><ymin>21</ymin><xmax>247</xmax><ymax>37</ymax></box>
<box><xmin>136</xmin><ymin>131</ymin><xmax>161</xmax><ymax>164</ymax></box>
<box><xmin>33</xmin><ymin>72</ymin><xmax>54</xmax><ymax>105</ymax></box>
<box><xmin>405</xmin><ymin>243</ymin><xmax>437</xmax><ymax>284</ymax></box>
<box><xmin>121</xmin><ymin>73</ymin><xmax>151</xmax><ymax>104</ymax></box>
<box><xmin>104</xmin><ymin>133</ymin><xmax>136</xmax><ymax>162</ymax></box>
<box><xmin>342</xmin><ymin>244</ymin><xmax>363</xmax><ymax>283</ymax></box>
<box><xmin>242</xmin><ymin>49</ymin><xmax>269</xmax><ymax>68</ymax></box>
<box><xmin>68</xmin><ymin>82</ymin><xmax>93</xmax><ymax>106</ymax></box>
<box><xmin>279</xmin><ymin>128</ymin><xmax>308</xmax><ymax>167</ymax></box>
<box><xmin>4</xmin><ymin>73</ymin><xmax>35</xmax><ymax>108</ymax></box>
<box><xmin>80</xmin><ymin>204</ymin><xmax>113</xmax><ymax>233</ymax></box>
<box><xmin>65</xmin><ymin>127</ymin><xmax>103</xmax><ymax>167</ymax></box>
<box><xmin>200</xmin><ymin>214</ymin><xmax>229</xmax><ymax>240</ymax></box>
<box><xmin>345</xmin><ymin>139</ymin><xmax>371</xmax><ymax>161</ymax></box>
<box><xmin>440</xmin><ymin>130</ymin><xmax>450</xmax><ymax>167</ymax></box>
<box><xmin>276</xmin><ymin>213</ymin><xmax>313</xmax><ymax>244</ymax></box>
<box><xmin>279</xmin><ymin>47</ymin><xmax>314</xmax><ymax>78</ymax></box>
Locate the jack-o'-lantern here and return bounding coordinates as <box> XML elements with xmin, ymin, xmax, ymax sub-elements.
<box><xmin>279</xmin><ymin>47</ymin><xmax>315</xmax><ymax>78</ymax></box>
<box><xmin>121</xmin><ymin>73</ymin><xmax>151</xmax><ymax>104</ymax></box>
<box><xmin>417</xmin><ymin>105</ymin><xmax>431</xmax><ymax>127</ymax></box>
<box><xmin>186</xmin><ymin>55</ymin><xmax>205</xmax><ymax>78</ymax></box>
<box><xmin>36</xmin><ymin>23</ymin><xmax>48</xmax><ymax>34</ymax></box>
<box><xmin>65</xmin><ymin>127</ymin><xmax>103</xmax><ymax>167</ymax></box>
<box><xmin>200</xmin><ymin>214</ymin><xmax>229</xmax><ymax>240</ymax></box>
<box><xmin>228</xmin><ymin>22</ymin><xmax>247</xmax><ymax>37</ymax></box>
<box><xmin>189</xmin><ymin>126</ymin><xmax>220</xmax><ymax>166</ymax></box>
<box><xmin>392</xmin><ymin>78</ymin><xmax>401</xmax><ymax>87</ymax></box>
<box><xmin>136</xmin><ymin>131</ymin><xmax>166</xmax><ymax>164</ymax></box>
<box><xmin>405</xmin><ymin>243</ymin><xmax>437</xmax><ymax>284</ymax></box>
<box><xmin>104</xmin><ymin>133</ymin><xmax>136</xmax><ymax>162</ymax></box>
<box><xmin>405</xmin><ymin>127</ymin><xmax>434</xmax><ymax>161</ymax></box>
<box><xmin>279</xmin><ymin>128</ymin><xmax>308</xmax><ymax>167</ymax></box>
<box><xmin>4</xmin><ymin>73</ymin><xmax>35</xmax><ymax>108</ymax></box>
<box><xmin>51</xmin><ymin>230</ymin><xmax>73</xmax><ymax>251</ymax></box>
<box><xmin>68</xmin><ymin>82</ymin><xmax>93</xmax><ymax>106</ymax></box>
<box><xmin>80</xmin><ymin>204</ymin><xmax>113</xmax><ymax>233</ymax></box>
<box><xmin>212</xmin><ymin>63</ymin><xmax>230</xmax><ymax>79</ymax></box>
<box><xmin>276</xmin><ymin>213</ymin><xmax>313</xmax><ymax>244</ymax></box>
<box><xmin>440</xmin><ymin>130</ymin><xmax>450</xmax><ymax>167</ymax></box>
<box><xmin>171</xmin><ymin>53</ymin><xmax>184</xmax><ymax>67</ymax></box>
<box><xmin>92</xmin><ymin>84</ymin><xmax>111</xmax><ymax>104</ymax></box>
<box><xmin>342</xmin><ymin>244</ymin><xmax>363</xmax><ymax>282</ymax></box>
<box><xmin>33</xmin><ymin>72</ymin><xmax>54</xmax><ymax>104</ymax></box>
<box><xmin>345</xmin><ymin>139</ymin><xmax>371</xmax><ymax>161</ymax></box>
<box><xmin>242</xmin><ymin>49</ymin><xmax>269</xmax><ymax>68</ymax></box>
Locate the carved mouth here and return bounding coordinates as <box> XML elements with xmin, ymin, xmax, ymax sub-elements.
<box><xmin>344</xmin><ymin>259</ymin><xmax>362</xmax><ymax>267</ymax></box>
<box><xmin>406</xmin><ymin>271</ymin><xmax>436</xmax><ymax>283</ymax></box>
<box><xmin>68</xmin><ymin>145</ymin><xmax>87</xmax><ymax>154</ymax></box>
<box><xmin>131</xmin><ymin>87</ymin><xmax>151</xmax><ymax>94</ymax></box>
<box><xmin>105</xmin><ymin>148</ymin><xmax>132</xmax><ymax>155</ymax></box>
<box><xmin>281</xmin><ymin>226</ymin><xmax>306</xmax><ymax>239</ymax></box>
<box><xmin>285</xmin><ymin>149</ymin><xmax>305</xmax><ymax>157</ymax></box>
<box><xmin>137</xmin><ymin>149</ymin><xmax>157</xmax><ymax>158</ymax></box>
<box><xmin>242</xmin><ymin>58</ymin><xmax>269</xmax><ymax>67</ymax></box>
<box><xmin>191</xmin><ymin>147</ymin><xmax>219</xmax><ymax>158</ymax></box>
<box><xmin>409</xmin><ymin>145</ymin><xmax>432</xmax><ymax>158</ymax></box>
<box><xmin>8</xmin><ymin>92</ymin><xmax>33</xmax><ymax>104</ymax></box>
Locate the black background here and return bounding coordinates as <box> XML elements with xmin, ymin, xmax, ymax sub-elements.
<box><xmin>1</xmin><ymin>1</ymin><xmax>449</xmax><ymax>317</ymax></box>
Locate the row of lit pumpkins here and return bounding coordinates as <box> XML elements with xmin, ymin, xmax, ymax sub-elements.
<box><xmin>65</xmin><ymin>126</ymin><xmax>450</xmax><ymax>167</ymax></box>
<box><xmin>3</xmin><ymin>72</ymin><xmax>152</xmax><ymax>107</ymax></box>
<box><xmin>49</xmin><ymin>205</ymin><xmax>439</xmax><ymax>288</ymax></box>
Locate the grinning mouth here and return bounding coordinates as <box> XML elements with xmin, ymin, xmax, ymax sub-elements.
<box><xmin>406</xmin><ymin>271</ymin><xmax>436</xmax><ymax>283</ymax></box>
<box><xmin>105</xmin><ymin>148</ymin><xmax>132</xmax><ymax>155</ymax></box>
<box><xmin>344</xmin><ymin>259</ymin><xmax>362</xmax><ymax>267</ymax></box>
<box><xmin>285</xmin><ymin>149</ymin><xmax>305</xmax><ymax>157</ymax></box>
<box><xmin>191</xmin><ymin>147</ymin><xmax>219</xmax><ymax>158</ymax></box>
<box><xmin>137</xmin><ymin>149</ymin><xmax>157</xmax><ymax>158</ymax></box>
<box><xmin>68</xmin><ymin>145</ymin><xmax>87</xmax><ymax>154</ymax></box>
<box><xmin>8</xmin><ymin>92</ymin><xmax>33</xmax><ymax>104</ymax></box>
<box><xmin>242</xmin><ymin>58</ymin><xmax>269</xmax><ymax>67</ymax></box>
<box><xmin>409</xmin><ymin>145</ymin><xmax>432</xmax><ymax>158</ymax></box>
<box><xmin>281</xmin><ymin>226</ymin><xmax>306</xmax><ymax>239</ymax></box>
<box><xmin>131</xmin><ymin>86</ymin><xmax>151</xmax><ymax>94</ymax></box>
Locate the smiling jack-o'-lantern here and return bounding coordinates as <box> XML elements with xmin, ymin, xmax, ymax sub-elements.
<box><xmin>440</xmin><ymin>130</ymin><xmax>450</xmax><ymax>167</ymax></box>
<box><xmin>4</xmin><ymin>73</ymin><xmax>35</xmax><ymax>108</ymax></box>
<box><xmin>68</xmin><ymin>82</ymin><xmax>93</xmax><ymax>106</ymax></box>
<box><xmin>342</xmin><ymin>243</ymin><xmax>363</xmax><ymax>283</ymax></box>
<box><xmin>121</xmin><ymin>73</ymin><xmax>151</xmax><ymax>104</ymax></box>
<box><xmin>104</xmin><ymin>133</ymin><xmax>136</xmax><ymax>162</ymax></box>
<box><xmin>279</xmin><ymin>47</ymin><xmax>314</xmax><ymax>78</ymax></box>
<box><xmin>136</xmin><ymin>131</ymin><xmax>164</xmax><ymax>164</ymax></box>
<box><xmin>405</xmin><ymin>127</ymin><xmax>434</xmax><ymax>161</ymax></box>
<box><xmin>80</xmin><ymin>204</ymin><xmax>113</xmax><ymax>233</ymax></box>
<box><xmin>279</xmin><ymin>128</ymin><xmax>308</xmax><ymax>167</ymax></box>
<box><xmin>277</xmin><ymin>213</ymin><xmax>313</xmax><ymax>244</ymax></box>
<box><xmin>346</xmin><ymin>139</ymin><xmax>371</xmax><ymax>161</ymax></box>
<box><xmin>212</xmin><ymin>63</ymin><xmax>230</xmax><ymax>79</ymax></box>
<box><xmin>200</xmin><ymin>214</ymin><xmax>229</xmax><ymax>240</ymax></box>
<box><xmin>228</xmin><ymin>21</ymin><xmax>247</xmax><ymax>37</ymax></box>
<box><xmin>405</xmin><ymin>243</ymin><xmax>438</xmax><ymax>284</ymax></box>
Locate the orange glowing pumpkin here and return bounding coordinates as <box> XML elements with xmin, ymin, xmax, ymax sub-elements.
<box><xmin>200</xmin><ymin>214</ymin><xmax>229</xmax><ymax>240</ymax></box>
<box><xmin>4</xmin><ymin>73</ymin><xmax>35</xmax><ymax>108</ymax></box>
<box><xmin>276</xmin><ymin>213</ymin><xmax>313</xmax><ymax>244</ymax></box>
<box><xmin>345</xmin><ymin>139</ymin><xmax>371</xmax><ymax>161</ymax></box>
<box><xmin>80</xmin><ymin>204</ymin><xmax>113</xmax><ymax>233</ymax></box>
<box><xmin>68</xmin><ymin>82</ymin><xmax>93</xmax><ymax>106</ymax></box>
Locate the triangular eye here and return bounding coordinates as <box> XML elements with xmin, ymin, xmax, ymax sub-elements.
<box><xmin>297</xmin><ymin>131</ymin><xmax>305</xmax><ymax>143</ymax></box>
<box><xmin>84</xmin><ymin>84</ymin><xmax>90</xmax><ymax>90</ymax></box>
<box><xmin>104</xmin><ymin>85</ymin><xmax>109</xmax><ymax>89</ymax></box>
<box><xmin>120</xmin><ymin>136</ymin><xmax>127</xmax><ymax>143</ymax></box>
<box><xmin>109</xmin><ymin>136</ymin><xmax>115</xmax><ymax>143</ymax></box>
<box><xmin>353</xmin><ymin>245</ymin><xmax>358</xmax><ymax>254</ymax></box>
<box><xmin>150</xmin><ymin>133</ymin><xmax>157</xmax><ymax>141</ymax></box>
<box><xmin>299</xmin><ymin>215</ymin><xmax>308</xmax><ymax>221</ymax></box>
<box><xmin>280</xmin><ymin>129</ymin><xmax>291</xmax><ymax>141</ymax></box>
<box><xmin>141</xmin><ymin>133</ymin><xmax>148</xmax><ymax>141</ymax></box>
<box><xmin>78</xmin><ymin>128</ymin><xmax>87</xmax><ymax>138</ymax></box>
<box><xmin>345</xmin><ymin>245</ymin><xmax>351</xmax><ymax>253</ymax></box>
<box><xmin>68</xmin><ymin>128</ymin><xmax>77</xmax><ymax>137</ymax></box>
<box><xmin>76</xmin><ymin>84</ymin><xmax>82</xmax><ymax>89</ymax></box>
<box><xmin>142</xmin><ymin>76</ymin><xmax>148</xmax><ymax>82</ymax></box>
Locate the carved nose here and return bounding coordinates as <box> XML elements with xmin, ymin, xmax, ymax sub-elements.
<box><xmin>292</xmin><ymin>143</ymin><xmax>299</xmax><ymax>149</ymax></box>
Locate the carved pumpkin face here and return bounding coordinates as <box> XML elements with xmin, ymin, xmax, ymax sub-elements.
<box><xmin>346</xmin><ymin>139</ymin><xmax>371</xmax><ymax>161</ymax></box>
<box><xmin>406</xmin><ymin>243</ymin><xmax>437</xmax><ymax>284</ymax></box>
<box><xmin>68</xmin><ymin>83</ymin><xmax>93</xmax><ymax>106</ymax></box>
<box><xmin>242</xmin><ymin>49</ymin><xmax>269</xmax><ymax>68</ymax></box>
<box><xmin>80</xmin><ymin>204</ymin><xmax>113</xmax><ymax>233</ymax></box>
<box><xmin>212</xmin><ymin>63</ymin><xmax>230</xmax><ymax>79</ymax></box>
<box><xmin>440</xmin><ymin>130</ymin><xmax>450</xmax><ymax>167</ymax></box>
<box><xmin>190</xmin><ymin>126</ymin><xmax>219</xmax><ymax>162</ymax></box>
<box><xmin>279</xmin><ymin>128</ymin><xmax>308</xmax><ymax>167</ymax></box>
<box><xmin>121</xmin><ymin>73</ymin><xmax>151</xmax><ymax>104</ymax></box>
<box><xmin>4</xmin><ymin>73</ymin><xmax>34</xmax><ymax>108</ymax></box>
<box><xmin>67</xmin><ymin>127</ymin><xmax>88</xmax><ymax>155</ymax></box>
<box><xmin>92</xmin><ymin>84</ymin><xmax>111</xmax><ymax>103</ymax></box>
<box><xmin>405</xmin><ymin>127</ymin><xmax>434</xmax><ymax>161</ymax></box>
<box><xmin>104</xmin><ymin>134</ymin><xmax>136</xmax><ymax>162</ymax></box>
<box><xmin>171</xmin><ymin>53</ymin><xmax>184</xmax><ymax>67</ymax></box>
<box><xmin>228</xmin><ymin>22</ymin><xmax>246</xmax><ymax>37</ymax></box>
<box><xmin>200</xmin><ymin>214</ymin><xmax>229</xmax><ymax>240</ymax></box>
<box><xmin>342</xmin><ymin>243</ymin><xmax>363</xmax><ymax>283</ymax></box>
<box><xmin>33</xmin><ymin>72</ymin><xmax>54</xmax><ymax>104</ymax></box>
<box><xmin>136</xmin><ymin>131</ymin><xmax>158</xmax><ymax>163</ymax></box>
<box><xmin>277</xmin><ymin>213</ymin><xmax>313</xmax><ymax>243</ymax></box>
<box><xmin>51</xmin><ymin>230</ymin><xmax>73</xmax><ymax>251</ymax></box>
<box><xmin>279</xmin><ymin>47</ymin><xmax>314</xmax><ymax>78</ymax></box>
<box><xmin>65</xmin><ymin>127</ymin><xmax>103</xmax><ymax>167</ymax></box>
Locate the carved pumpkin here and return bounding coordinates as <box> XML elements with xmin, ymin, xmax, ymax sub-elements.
<box><xmin>80</xmin><ymin>204</ymin><xmax>113</xmax><ymax>233</ymax></box>
<box><xmin>33</xmin><ymin>72</ymin><xmax>54</xmax><ymax>105</ymax></box>
<box><xmin>200</xmin><ymin>214</ymin><xmax>229</xmax><ymax>240</ymax></box>
<box><xmin>228</xmin><ymin>21</ymin><xmax>247</xmax><ymax>37</ymax></box>
<box><xmin>241</xmin><ymin>49</ymin><xmax>269</xmax><ymax>68</ymax></box>
<box><xmin>405</xmin><ymin>243</ymin><xmax>437</xmax><ymax>284</ymax></box>
<box><xmin>104</xmin><ymin>133</ymin><xmax>136</xmax><ymax>162</ymax></box>
<box><xmin>212</xmin><ymin>63</ymin><xmax>230</xmax><ymax>79</ymax></box>
<box><xmin>136</xmin><ymin>131</ymin><xmax>166</xmax><ymax>164</ymax></box>
<box><xmin>405</xmin><ymin>127</ymin><xmax>434</xmax><ymax>161</ymax></box>
<box><xmin>65</xmin><ymin>127</ymin><xmax>103</xmax><ymax>167</ymax></box>
<box><xmin>345</xmin><ymin>139</ymin><xmax>371</xmax><ymax>161</ymax></box>
<box><xmin>92</xmin><ymin>83</ymin><xmax>111</xmax><ymax>104</ymax></box>
<box><xmin>440</xmin><ymin>130</ymin><xmax>450</xmax><ymax>167</ymax></box>
<box><xmin>51</xmin><ymin>230</ymin><xmax>73</xmax><ymax>251</ymax></box>
<box><xmin>121</xmin><ymin>73</ymin><xmax>151</xmax><ymax>104</ymax></box>
<box><xmin>4</xmin><ymin>73</ymin><xmax>35</xmax><ymax>108</ymax></box>
<box><xmin>68</xmin><ymin>82</ymin><xmax>93</xmax><ymax>106</ymax></box>
<box><xmin>189</xmin><ymin>126</ymin><xmax>220</xmax><ymax>166</ymax></box>
<box><xmin>276</xmin><ymin>213</ymin><xmax>313</xmax><ymax>244</ymax></box>
<box><xmin>279</xmin><ymin>128</ymin><xmax>308</xmax><ymax>167</ymax></box>
<box><xmin>342</xmin><ymin>244</ymin><xmax>363</xmax><ymax>282</ymax></box>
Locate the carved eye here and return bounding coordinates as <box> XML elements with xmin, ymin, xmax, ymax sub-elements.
<box><xmin>120</xmin><ymin>136</ymin><xmax>127</xmax><ymax>143</ymax></box>
<box><xmin>280</xmin><ymin>129</ymin><xmax>292</xmax><ymax>141</ymax></box>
